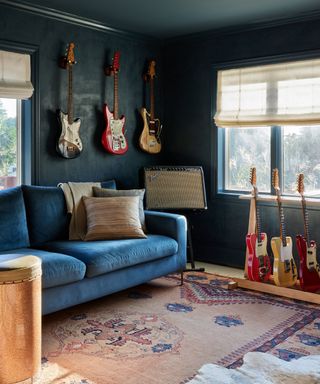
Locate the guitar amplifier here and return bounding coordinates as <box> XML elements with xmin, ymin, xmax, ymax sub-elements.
<box><xmin>144</xmin><ymin>166</ymin><xmax>207</xmax><ymax>210</ymax></box>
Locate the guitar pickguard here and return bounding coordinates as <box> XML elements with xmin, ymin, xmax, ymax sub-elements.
<box><xmin>110</xmin><ymin>118</ymin><xmax>126</xmax><ymax>151</ymax></box>
<box><xmin>280</xmin><ymin>241</ymin><xmax>293</xmax><ymax>263</ymax></box>
<box><xmin>306</xmin><ymin>244</ymin><xmax>319</xmax><ymax>272</ymax></box>
<box><xmin>139</xmin><ymin>108</ymin><xmax>162</xmax><ymax>154</ymax></box>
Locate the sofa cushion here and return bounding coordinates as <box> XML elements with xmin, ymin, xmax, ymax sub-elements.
<box><xmin>0</xmin><ymin>187</ymin><xmax>29</xmax><ymax>251</ymax></box>
<box><xmin>38</xmin><ymin>234</ymin><xmax>178</xmax><ymax>278</ymax></box>
<box><xmin>92</xmin><ymin>187</ymin><xmax>146</xmax><ymax>231</ymax></box>
<box><xmin>22</xmin><ymin>185</ymin><xmax>70</xmax><ymax>245</ymax></box>
<box><xmin>22</xmin><ymin>180</ymin><xmax>117</xmax><ymax>246</ymax></box>
<box><xmin>83</xmin><ymin>196</ymin><xmax>147</xmax><ymax>241</ymax></box>
<box><xmin>0</xmin><ymin>249</ymin><xmax>86</xmax><ymax>288</ymax></box>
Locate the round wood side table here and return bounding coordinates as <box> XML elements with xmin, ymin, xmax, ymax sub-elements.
<box><xmin>0</xmin><ymin>255</ymin><xmax>42</xmax><ymax>384</ymax></box>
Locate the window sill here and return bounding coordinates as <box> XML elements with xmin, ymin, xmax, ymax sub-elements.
<box><xmin>239</xmin><ymin>193</ymin><xmax>320</xmax><ymax>207</ymax></box>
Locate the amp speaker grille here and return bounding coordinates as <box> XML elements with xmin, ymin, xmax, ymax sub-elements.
<box><xmin>144</xmin><ymin>166</ymin><xmax>207</xmax><ymax>210</ymax></box>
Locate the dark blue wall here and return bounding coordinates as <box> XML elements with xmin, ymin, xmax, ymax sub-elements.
<box><xmin>163</xmin><ymin>18</ymin><xmax>320</xmax><ymax>267</ymax></box>
<box><xmin>0</xmin><ymin>5</ymin><xmax>164</xmax><ymax>188</ymax></box>
<box><xmin>2</xmin><ymin>4</ymin><xmax>320</xmax><ymax>268</ymax></box>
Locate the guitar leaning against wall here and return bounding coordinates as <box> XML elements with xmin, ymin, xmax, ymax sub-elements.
<box><xmin>271</xmin><ymin>169</ymin><xmax>298</xmax><ymax>287</ymax></box>
<box><xmin>246</xmin><ymin>167</ymin><xmax>271</xmax><ymax>282</ymax></box>
<box><xmin>101</xmin><ymin>51</ymin><xmax>128</xmax><ymax>155</ymax></box>
<box><xmin>296</xmin><ymin>173</ymin><xmax>320</xmax><ymax>292</ymax></box>
<box><xmin>57</xmin><ymin>42</ymin><xmax>83</xmax><ymax>159</ymax></box>
<box><xmin>139</xmin><ymin>60</ymin><xmax>162</xmax><ymax>154</ymax></box>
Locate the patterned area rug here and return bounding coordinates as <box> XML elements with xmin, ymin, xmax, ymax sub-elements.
<box><xmin>38</xmin><ymin>273</ymin><xmax>320</xmax><ymax>384</ymax></box>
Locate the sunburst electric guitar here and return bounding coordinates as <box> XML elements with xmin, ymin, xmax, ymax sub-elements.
<box><xmin>246</xmin><ymin>167</ymin><xmax>271</xmax><ymax>282</ymax></box>
<box><xmin>296</xmin><ymin>173</ymin><xmax>320</xmax><ymax>292</ymax></box>
<box><xmin>102</xmin><ymin>51</ymin><xmax>128</xmax><ymax>155</ymax></box>
<box><xmin>271</xmin><ymin>169</ymin><xmax>297</xmax><ymax>287</ymax></box>
<box><xmin>57</xmin><ymin>42</ymin><xmax>82</xmax><ymax>159</ymax></box>
<box><xmin>139</xmin><ymin>60</ymin><xmax>162</xmax><ymax>154</ymax></box>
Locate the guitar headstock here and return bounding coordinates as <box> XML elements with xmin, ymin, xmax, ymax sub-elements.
<box><xmin>297</xmin><ymin>173</ymin><xmax>304</xmax><ymax>196</ymax></box>
<box><xmin>112</xmin><ymin>51</ymin><xmax>120</xmax><ymax>73</ymax></box>
<box><xmin>148</xmin><ymin>60</ymin><xmax>156</xmax><ymax>79</ymax></box>
<box><xmin>66</xmin><ymin>42</ymin><xmax>76</xmax><ymax>65</ymax></box>
<box><xmin>272</xmin><ymin>168</ymin><xmax>280</xmax><ymax>192</ymax></box>
<box><xmin>249</xmin><ymin>167</ymin><xmax>257</xmax><ymax>187</ymax></box>
<box><xmin>59</xmin><ymin>42</ymin><xmax>76</xmax><ymax>69</ymax></box>
<box><xmin>105</xmin><ymin>51</ymin><xmax>120</xmax><ymax>76</ymax></box>
<box><xmin>144</xmin><ymin>60</ymin><xmax>156</xmax><ymax>81</ymax></box>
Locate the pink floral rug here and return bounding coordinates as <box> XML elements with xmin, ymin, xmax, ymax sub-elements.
<box><xmin>37</xmin><ymin>273</ymin><xmax>320</xmax><ymax>383</ymax></box>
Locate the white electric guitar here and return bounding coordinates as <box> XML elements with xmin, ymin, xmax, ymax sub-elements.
<box><xmin>57</xmin><ymin>42</ymin><xmax>83</xmax><ymax>159</ymax></box>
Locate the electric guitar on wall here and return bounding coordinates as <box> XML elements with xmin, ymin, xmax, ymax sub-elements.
<box><xmin>271</xmin><ymin>169</ymin><xmax>298</xmax><ymax>287</ymax></box>
<box><xmin>57</xmin><ymin>42</ymin><xmax>83</xmax><ymax>159</ymax></box>
<box><xmin>296</xmin><ymin>173</ymin><xmax>320</xmax><ymax>292</ymax></box>
<box><xmin>246</xmin><ymin>167</ymin><xmax>271</xmax><ymax>282</ymax></box>
<box><xmin>101</xmin><ymin>51</ymin><xmax>128</xmax><ymax>155</ymax></box>
<box><xmin>139</xmin><ymin>60</ymin><xmax>162</xmax><ymax>154</ymax></box>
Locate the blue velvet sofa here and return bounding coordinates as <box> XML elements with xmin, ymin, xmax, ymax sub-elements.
<box><xmin>0</xmin><ymin>181</ymin><xmax>187</xmax><ymax>315</ymax></box>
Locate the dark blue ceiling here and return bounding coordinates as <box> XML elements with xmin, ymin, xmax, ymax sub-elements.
<box><xmin>8</xmin><ymin>0</ymin><xmax>320</xmax><ymax>37</ymax></box>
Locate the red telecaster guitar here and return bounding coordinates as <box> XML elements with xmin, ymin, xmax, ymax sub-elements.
<box><xmin>296</xmin><ymin>173</ymin><xmax>320</xmax><ymax>292</ymax></box>
<box><xmin>246</xmin><ymin>167</ymin><xmax>271</xmax><ymax>282</ymax></box>
<box><xmin>101</xmin><ymin>51</ymin><xmax>128</xmax><ymax>155</ymax></box>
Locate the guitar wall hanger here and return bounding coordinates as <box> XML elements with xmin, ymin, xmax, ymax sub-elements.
<box><xmin>104</xmin><ymin>65</ymin><xmax>116</xmax><ymax>77</ymax></box>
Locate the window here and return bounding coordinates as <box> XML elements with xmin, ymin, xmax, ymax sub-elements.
<box><xmin>0</xmin><ymin>98</ymin><xmax>21</xmax><ymax>190</ymax></box>
<box><xmin>215</xmin><ymin>57</ymin><xmax>320</xmax><ymax>197</ymax></box>
<box><xmin>0</xmin><ymin>49</ymin><xmax>34</xmax><ymax>189</ymax></box>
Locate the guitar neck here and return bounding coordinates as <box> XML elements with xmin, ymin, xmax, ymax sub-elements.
<box><xmin>114</xmin><ymin>72</ymin><xmax>119</xmax><ymax>120</ymax></box>
<box><xmin>276</xmin><ymin>192</ymin><xmax>287</xmax><ymax>246</ymax></box>
<box><xmin>67</xmin><ymin>64</ymin><xmax>73</xmax><ymax>124</ymax></box>
<box><xmin>301</xmin><ymin>196</ymin><xmax>311</xmax><ymax>247</ymax></box>
<box><xmin>150</xmin><ymin>77</ymin><xmax>155</xmax><ymax>120</ymax></box>
<box><xmin>253</xmin><ymin>188</ymin><xmax>262</xmax><ymax>243</ymax></box>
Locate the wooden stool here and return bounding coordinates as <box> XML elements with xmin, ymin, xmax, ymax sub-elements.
<box><xmin>0</xmin><ymin>256</ymin><xmax>42</xmax><ymax>384</ymax></box>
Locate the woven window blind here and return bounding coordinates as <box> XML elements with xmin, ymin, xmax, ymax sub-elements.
<box><xmin>214</xmin><ymin>58</ymin><xmax>320</xmax><ymax>127</ymax></box>
<box><xmin>0</xmin><ymin>50</ymin><xmax>34</xmax><ymax>99</ymax></box>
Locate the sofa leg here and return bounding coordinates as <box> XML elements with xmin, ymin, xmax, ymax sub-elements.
<box><xmin>180</xmin><ymin>271</ymin><xmax>184</xmax><ymax>286</ymax></box>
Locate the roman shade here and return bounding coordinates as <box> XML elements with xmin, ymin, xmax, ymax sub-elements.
<box><xmin>214</xmin><ymin>58</ymin><xmax>320</xmax><ymax>127</ymax></box>
<box><xmin>0</xmin><ymin>50</ymin><xmax>34</xmax><ymax>99</ymax></box>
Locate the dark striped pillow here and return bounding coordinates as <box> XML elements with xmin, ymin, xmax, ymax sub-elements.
<box><xmin>82</xmin><ymin>196</ymin><xmax>147</xmax><ymax>241</ymax></box>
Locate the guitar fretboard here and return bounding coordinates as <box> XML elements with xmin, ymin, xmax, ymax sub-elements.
<box><xmin>67</xmin><ymin>64</ymin><xmax>73</xmax><ymax>124</ymax></box>
<box><xmin>276</xmin><ymin>191</ymin><xmax>287</xmax><ymax>246</ymax></box>
<box><xmin>150</xmin><ymin>77</ymin><xmax>155</xmax><ymax>121</ymax></box>
<box><xmin>253</xmin><ymin>186</ymin><xmax>262</xmax><ymax>243</ymax></box>
<box><xmin>114</xmin><ymin>72</ymin><xmax>119</xmax><ymax>120</ymax></box>
<box><xmin>301</xmin><ymin>196</ymin><xmax>311</xmax><ymax>247</ymax></box>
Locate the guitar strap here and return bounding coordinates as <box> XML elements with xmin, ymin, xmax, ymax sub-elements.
<box><xmin>245</xmin><ymin>196</ymin><xmax>256</xmax><ymax>278</ymax></box>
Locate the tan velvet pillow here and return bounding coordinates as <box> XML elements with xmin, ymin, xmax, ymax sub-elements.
<box><xmin>92</xmin><ymin>186</ymin><xmax>146</xmax><ymax>231</ymax></box>
<box><xmin>82</xmin><ymin>196</ymin><xmax>147</xmax><ymax>241</ymax></box>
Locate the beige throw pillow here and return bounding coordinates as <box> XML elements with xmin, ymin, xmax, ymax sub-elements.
<box><xmin>92</xmin><ymin>186</ymin><xmax>146</xmax><ymax>231</ymax></box>
<box><xmin>83</xmin><ymin>196</ymin><xmax>147</xmax><ymax>241</ymax></box>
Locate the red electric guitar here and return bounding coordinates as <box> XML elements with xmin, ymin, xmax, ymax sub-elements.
<box><xmin>246</xmin><ymin>167</ymin><xmax>271</xmax><ymax>282</ymax></box>
<box><xmin>296</xmin><ymin>173</ymin><xmax>320</xmax><ymax>292</ymax></box>
<box><xmin>101</xmin><ymin>51</ymin><xmax>128</xmax><ymax>155</ymax></box>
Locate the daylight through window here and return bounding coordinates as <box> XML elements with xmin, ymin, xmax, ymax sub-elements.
<box><xmin>0</xmin><ymin>98</ymin><xmax>20</xmax><ymax>190</ymax></box>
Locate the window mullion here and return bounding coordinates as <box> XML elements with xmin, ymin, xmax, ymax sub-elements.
<box><xmin>271</xmin><ymin>126</ymin><xmax>282</xmax><ymax>193</ymax></box>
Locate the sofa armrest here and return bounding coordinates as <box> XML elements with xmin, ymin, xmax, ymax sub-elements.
<box><xmin>145</xmin><ymin>211</ymin><xmax>187</xmax><ymax>268</ymax></box>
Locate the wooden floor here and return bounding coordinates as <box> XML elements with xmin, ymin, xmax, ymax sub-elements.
<box><xmin>186</xmin><ymin>262</ymin><xmax>244</xmax><ymax>278</ymax></box>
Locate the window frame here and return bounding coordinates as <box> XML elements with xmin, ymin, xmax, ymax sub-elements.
<box><xmin>212</xmin><ymin>49</ymin><xmax>320</xmax><ymax>201</ymax></box>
